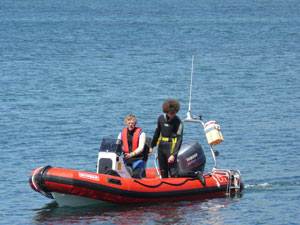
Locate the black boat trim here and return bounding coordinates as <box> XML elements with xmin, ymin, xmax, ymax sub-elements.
<box><xmin>133</xmin><ymin>177</ymin><xmax>197</xmax><ymax>188</ymax></box>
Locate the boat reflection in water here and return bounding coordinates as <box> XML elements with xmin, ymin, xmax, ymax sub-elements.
<box><xmin>33</xmin><ymin>196</ymin><xmax>242</xmax><ymax>225</ymax></box>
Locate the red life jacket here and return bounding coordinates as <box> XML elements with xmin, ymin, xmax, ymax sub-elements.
<box><xmin>121</xmin><ymin>127</ymin><xmax>142</xmax><ymax>153</ymax></box>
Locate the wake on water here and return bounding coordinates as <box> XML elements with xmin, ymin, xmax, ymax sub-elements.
<box><xmin>244</xmin><ymin>175</ymin><xmax>300</xmax><ymax>192</ymax></box>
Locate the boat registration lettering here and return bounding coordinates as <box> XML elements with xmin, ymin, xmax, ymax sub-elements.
<box><xmin>214</xmin><ymin>174</ymin><xmax>227</xmax><ymax>183</ymax></box>
<box><xmin>78</xmin><ymin>172</ymin><xmax>100</xmax><ymax>181</ymax></box>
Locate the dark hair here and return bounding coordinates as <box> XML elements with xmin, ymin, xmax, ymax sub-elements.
<box><xmin>162</xmin><ymin>99</ymin><xmax>180</xmax><ymax>113</ymax></box>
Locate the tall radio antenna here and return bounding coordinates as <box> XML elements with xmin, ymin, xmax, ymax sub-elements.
<box><xmin>188</xmin><ymin>56</ymin><xmax>194</xmax><ymax>113</ymax></box>
<box><xmin>186</xmin><ymin>55</ymin><xmax>194</xmax><ymax>120</ymax></box>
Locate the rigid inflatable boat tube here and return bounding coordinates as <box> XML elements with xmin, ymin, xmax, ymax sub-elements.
<box><xmin>32</xmin><ymin>165</ymin><xmax>54</xmax><ymax>199</ymax></box>
<box><xmin>133</xmin><ymin>177</ymin><xmax>197</xmax><ymax>188</ymax></box>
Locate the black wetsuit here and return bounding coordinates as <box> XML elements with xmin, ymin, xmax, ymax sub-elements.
<box><xmin>151</xmin><ymin>114</ymin><xmax>183</xmax><ymax>178</ymax></box>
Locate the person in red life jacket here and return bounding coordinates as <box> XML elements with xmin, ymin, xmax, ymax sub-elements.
<box><xmin>150</xmin><ymin>99</ymin><xmax>183</xmax><ymax>178</ymax></box>
<box><xmin>117</xmin><ymin>114</ymin><xmax>147</xmax><ymax>178</ymax></box>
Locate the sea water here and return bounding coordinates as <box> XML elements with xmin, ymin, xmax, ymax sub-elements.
<box><xmin>0</xmin><ymin>0</ymin><xmax>299</xmax><ymax>224</ymax></box>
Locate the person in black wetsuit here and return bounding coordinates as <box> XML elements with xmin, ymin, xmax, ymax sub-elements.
<box><xmin>150</xmin><ymin>99</ymin><xmax>183</xmax><ymax>178</ymax></box>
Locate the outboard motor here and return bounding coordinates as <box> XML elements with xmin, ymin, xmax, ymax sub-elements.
<box><xmin>177</xmin><ymin>142</ymin><xmax>206</xmax><ymax>177</ymax></box>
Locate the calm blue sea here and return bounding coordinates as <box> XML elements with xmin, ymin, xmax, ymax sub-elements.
<box><xmin>1</xmin><ymin>0</ymin><xmax>299</xmax><ymax>224</ymax></box>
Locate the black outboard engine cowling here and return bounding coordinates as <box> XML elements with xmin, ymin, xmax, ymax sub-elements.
<box><xmin>177</xmin><ymin>142</ymin><xmax>206</xmax><ymax>177</ymax></box>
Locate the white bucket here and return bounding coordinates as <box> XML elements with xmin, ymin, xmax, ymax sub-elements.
<box><xmin>204</xmin><ymin>120</ymin><xmax>224</xmax><ymax>145</ymax></box>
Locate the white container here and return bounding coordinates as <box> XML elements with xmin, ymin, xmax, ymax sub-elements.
<box><xmin>204</xmin><ymin>120</ymin><xmax>224</xmax><ymax>145</ymax></box>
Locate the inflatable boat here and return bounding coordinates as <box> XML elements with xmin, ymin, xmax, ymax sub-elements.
<box><xmin>30</xmin><ymin>165</ymin><xmax>242</xmax><ymax>207</ymax></box>
<box><xmin>30</xmin><ymin>162</ymin><xmax>242</xmax><ymax>207</ymax></box>
<box><xmin>29</xmin><ymin>57</ymin><xmax>243</xmax><ymax>207</ymax></box>
<box><xmin>29</xmin><ymin>117</ymin><xmax>243</xmax><ymax>207</ymax></box>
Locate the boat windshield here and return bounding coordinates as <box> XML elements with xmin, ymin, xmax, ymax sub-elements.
<box><xmin>99</xmin><ymin>138</ymin><xmax>122</xmax><ymax>154</ymax></box>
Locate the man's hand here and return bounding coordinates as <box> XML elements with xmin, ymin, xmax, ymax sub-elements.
<box><xmin>149</xmin><ymin>148</ymin><xmax>153</xmax><ymax>154</ymax></box>
<box><xmin>168</xmin><ymin>155</ymin><xmax>175</xmax><ymax>164</ymax></box>
<box><xmin>124</xmin><ymin>153</ymin><xmax>131</xmax><ymax>159</ymax></box>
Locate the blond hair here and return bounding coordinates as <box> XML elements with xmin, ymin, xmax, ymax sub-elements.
<box><xmin>124</xmin><ymin>114</ymin><xmax>137</xmax><ymax>125</ymax></box>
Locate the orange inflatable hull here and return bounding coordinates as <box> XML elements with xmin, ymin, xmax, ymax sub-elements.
<box><xmin>30</xmin><ymin>166</ymin><xmax>242</xmax><ymax>205</ymax></box>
